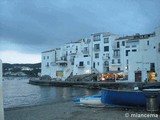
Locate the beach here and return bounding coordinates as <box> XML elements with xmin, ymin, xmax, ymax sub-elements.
<box><xmin>4</xmin><ymin>100</ymin><xmax>160</xmax><ymax>120</ymax></box>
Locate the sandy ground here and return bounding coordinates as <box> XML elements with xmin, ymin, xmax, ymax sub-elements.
<box><xmin>4</xmin><ymin>101</ymin><xmax>160</xmax><ymax>120</ymax></box>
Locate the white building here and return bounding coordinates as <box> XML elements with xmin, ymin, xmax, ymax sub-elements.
<box><xmin>41</xmin><ymin>27</ymin><xmax>160</xmax><ymax>82</ymax></box>
<box><xmin>128</xmin><ymin>27</ymin><xmax>160</xmax><ymax>82</ymax></box>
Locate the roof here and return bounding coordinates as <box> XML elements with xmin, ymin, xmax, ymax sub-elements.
<box><xmin>42</xmin><ymin>49</ymin><xmax>55</xmax><ymax>53</ymax></box>
<box><xmin>116</xmin><ymin>33</ymin><xmax>155</xmax><ymax>41</ymax></box>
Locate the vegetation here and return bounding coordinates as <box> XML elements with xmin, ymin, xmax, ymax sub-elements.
<box><xmin>2</xmin><ymin>63</ymin><xmax>41</xmax><ymax>77</ymax></box>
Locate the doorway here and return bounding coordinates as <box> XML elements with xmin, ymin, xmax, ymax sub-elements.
<box><xmin>135</xmin><ymin>71</ymin><xmax>142</xmax><ymax>82</ymax></box>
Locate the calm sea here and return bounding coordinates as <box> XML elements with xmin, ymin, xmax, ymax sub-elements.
<box><xmin>3</xmin><ymin>77</ymin><xmax>100</xmax><ymax>108</ymax></box>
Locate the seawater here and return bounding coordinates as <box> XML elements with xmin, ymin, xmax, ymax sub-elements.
<box><xmin>3</xmin><ymin>77</ymin><xmax>100</xmax><ymax>108</ymax></box>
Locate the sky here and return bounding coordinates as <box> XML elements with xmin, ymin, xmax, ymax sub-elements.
<box><xmin>0</xmin><ymin>0</ymin><xmax>160</xmax><ymax>63</ymax></box>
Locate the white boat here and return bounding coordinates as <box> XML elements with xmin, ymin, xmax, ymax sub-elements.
<box><xmin>79</xmin><ymin>97</ymin><xmax>102</xmax><ymax>105</ymax></box>
<box><xmin>72</xmin><ymin>94</ymin><xmax>104</xmax><ymax>106</ymax></box>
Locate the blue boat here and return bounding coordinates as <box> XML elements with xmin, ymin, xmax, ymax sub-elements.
<box><xmin>101</xmin><ymin>89</ymin><xmax>160</xmax><ymax>107</ymax></box>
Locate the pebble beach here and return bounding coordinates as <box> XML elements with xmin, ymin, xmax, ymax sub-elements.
<box><xmin>4</xmin><ymin>100</ymin><xmax>160</xmax><ymax>120</ymax></box>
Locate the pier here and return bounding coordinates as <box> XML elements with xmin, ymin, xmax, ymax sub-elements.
<box><xmin>29</xmin><ymin>79</ymin><xmax>160</xmax><ymax>89</ymax></box>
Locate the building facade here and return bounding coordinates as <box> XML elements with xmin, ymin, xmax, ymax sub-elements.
<box><xmin>41</xmin><ymin>27</ymin><xmax>160</xmax><ymax>82</ymax></box>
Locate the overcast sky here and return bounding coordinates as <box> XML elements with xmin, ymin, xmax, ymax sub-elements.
<box><xmin>0</xmin><ymin>0</ymin><xmax>160</xmax><ymax>63</ymax></box>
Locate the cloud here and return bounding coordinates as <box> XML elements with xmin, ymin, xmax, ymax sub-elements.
<box><xmin>0</xmin><ymin>50</ymin><xmax>40</xmax><ymax>64</ymax></box>
<box><xmin>0</xmin><ymin>0</ymin><xmax>160</xmax><ymax>63</ymax></box>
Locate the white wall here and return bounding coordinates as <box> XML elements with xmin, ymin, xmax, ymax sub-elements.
<box><xmin>73</xmin><ymin>56</ymin><xmax>91</xmax><ymax>75</ymax></box>
<box><xmin>128</xmin><ymin>36</ymin><xmax>160</xmax><ymax>82</ymax></box>
<box><xmin>41</xmin><ymin>50</ymin><xmax>56</xmax><ymax>77</ymax></box>
<box><xmin>0</xmin><ymin>59</ymin><xmax>4</xmax><ymax>120</ymax></box>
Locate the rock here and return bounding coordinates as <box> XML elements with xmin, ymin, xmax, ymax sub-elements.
<box><xmin>65</xmin><ymin>74</ymin><xmax>98</xmax><ymax>82</ymax></box>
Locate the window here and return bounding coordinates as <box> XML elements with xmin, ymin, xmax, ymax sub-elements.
<box><xmin>87</xmin><ymin>61</ymin><xmax>90</xmax><ymax>65</ymax></box>
<box><xmin>126</xmin><ymin>50</ymin><xmax>130</xmax><ymax>56</ymax></box>
<box><xmin>150</xmin><ymin>63</ymin><xmax>155</xmax><ymax>72</ymax></box>
<box><xmin>83</xmin><ymin>47</ymin><xmax>88</xmax><ymax>53</ymax></box>
<box><xmin>117</xmin><ymin>42</ymin><xmax>120</xmax><ymax>48</ymax></box>
<box><xmin>97</xmin><ymin>62</ymin><xmax>99</xmax><ymax>66</ymax></box>
<box><xmin>118</xmin><ymin>59</ymin><xmax>120</xmax><ymax>64</ymax></box>
<box><xmin>114</xmin><ymin>50</ymin><xmax>120</xmax><ymax>57</ymax></box>
<box><xmin>76</xmin><ymin>46</ymin><xmax>78</xmax><ymax>51</ymax></box>
<box><xmin>84</xmin><ymin>55</ymin><xmax>88</xmax><ymax>57</ymax></box>
<box><xmin>47</xmin><ymin>56</ymin><xmax>49</xmax><ymax>59</ymax></box>
<box><xmin>93</xmin><ymin>62</ymin><xmax>95</xmax><ymax>68</ymax></box>
<box><xmin>95</xmin><ymin>53</ymin><xmax>99</xmax><ymax>58</ymax></box>
<box><xmin>104</xmin><ymin>46</ymin><xmax>109</xmax><ymax>52</ymax></box>
<box><xmin>93</xmin><ymin>35</ymin><xmax>100</xmax><ymax>41</ymax></box>
<box><xmin>94</xmin><ymin>44</ymin><xmax>100</xmax><ymax>51</ymax></box>
<box><xmin>147</xmin><ymin>41</ymin><xmax>149</xmax><ymax>45</ymax></box>
<box><xmin>104</xmin><ymin>38</ymin><xmax>109</xmax><ymax>43</ymax></box>
<box><xmin>126</xmin><ymin>60</ymin><xmax>128</xmax><ymax>64</ymax></box>
<box><xmin>46</xmin><ymin>62</ymin><xmax>49</xmax><ymax>67</ymax></box>
<box><xmin>112</xmin><ymin>59</ymin><xmax>114</xmax><ymax>64</ymax></box>
<box><xmin>132</xmin><ymin>49</ymin><xmax>137</xmax><ymax>52</ymax></box>
<box><xmin>71</xmin><ymin>62</ymin><xmax>74</xmax><ymax>65</ymax></box>
<box><xmin>122</xmin><ymin>41</ymin><xmax>125</xmax><ymax>46</ymax></box>
<box><xmin>132</xmin><ymin>45</ymin><xmax>137</xmax><ymax>47</ymax></box>
<box><xmin>79</xmin><ymin>61</ymin><xmax>84</xmax><ymax>66</ymax></box>
<box><xmin>43</xmin><ymin>56</ymin><xmax>45</xmax><ymax>60</ymax></box>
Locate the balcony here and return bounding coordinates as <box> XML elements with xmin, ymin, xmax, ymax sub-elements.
<box><xmin>112</xmin><ymin>45</ymin><xmax>120</xmax><ymax>50</ymax></box>
<box><xmin>103</xmin><ymin>61</ymin><xmax>109</xmax><ymax>66</ymax></box>
<box><xmin>50</xmin><ymin>62</ymin><xmax>56</xmax><ymax>66</ymax></box>
<box><xmin>112</xmin><ymin>55</ymin><xmax>120</xmax><ymax>58</ymax></box>
<box><xmin>56</xmin><ymin>56</ymin><xmax>67</xmax><ymax>66</ymax></box>
<box><xmin>111</xmin><ymin>62</ymin><xmax>121</xmax><ymax>66</ymax></box>
<box><xmin>102</xmin><ymin>56</ymin><xmax>110</xmax><ymax>60</ymax></box>
<box><xmin>82</xmin><ymin>50</ymin><xmax>89</xmax><ymax>54</ymax></box>
<box><xmin>78</xmin><ymin>65</ymin><xmax>85</xmax><ymax>68</ymax></box>
<box><xmin>56</xmin><ymin>60</ymin><xmax>67</xmax><ymax>64</ymax></box>
<box><xmin>93</xmin><ymin>48</ymin><xmax>100</xmax><ymax>51</ymax></box>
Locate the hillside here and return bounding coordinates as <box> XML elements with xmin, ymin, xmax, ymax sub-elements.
<box><xmin>2</xmin><ymin>63</ymin><xmax>41</xmax><ymax>77</ymax></box>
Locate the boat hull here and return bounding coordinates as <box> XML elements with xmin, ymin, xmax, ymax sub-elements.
<box><xmin>79</xmin><ymin>98</ymin><xmax>102</xmax><ymax>105</ymax></box>
<box><xmin>101</xmin><ymin>89</ymin><xmax>160</xmax><ymax>107</ymax></box>
<box><xmin>72</xmin><ymin>94</ymin><xmax>102</xmax><ymax>105</ymax></box>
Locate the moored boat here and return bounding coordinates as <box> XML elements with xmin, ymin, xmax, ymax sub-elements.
<box><xmin>72</xmin><ymin>94</ymin><xmax>102</xmax><ymax>105</ymax></box>
<box><xmin>101</xmin><ymin>89</ymin><xmax>160</xmax><ymax>107</ymax></box>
